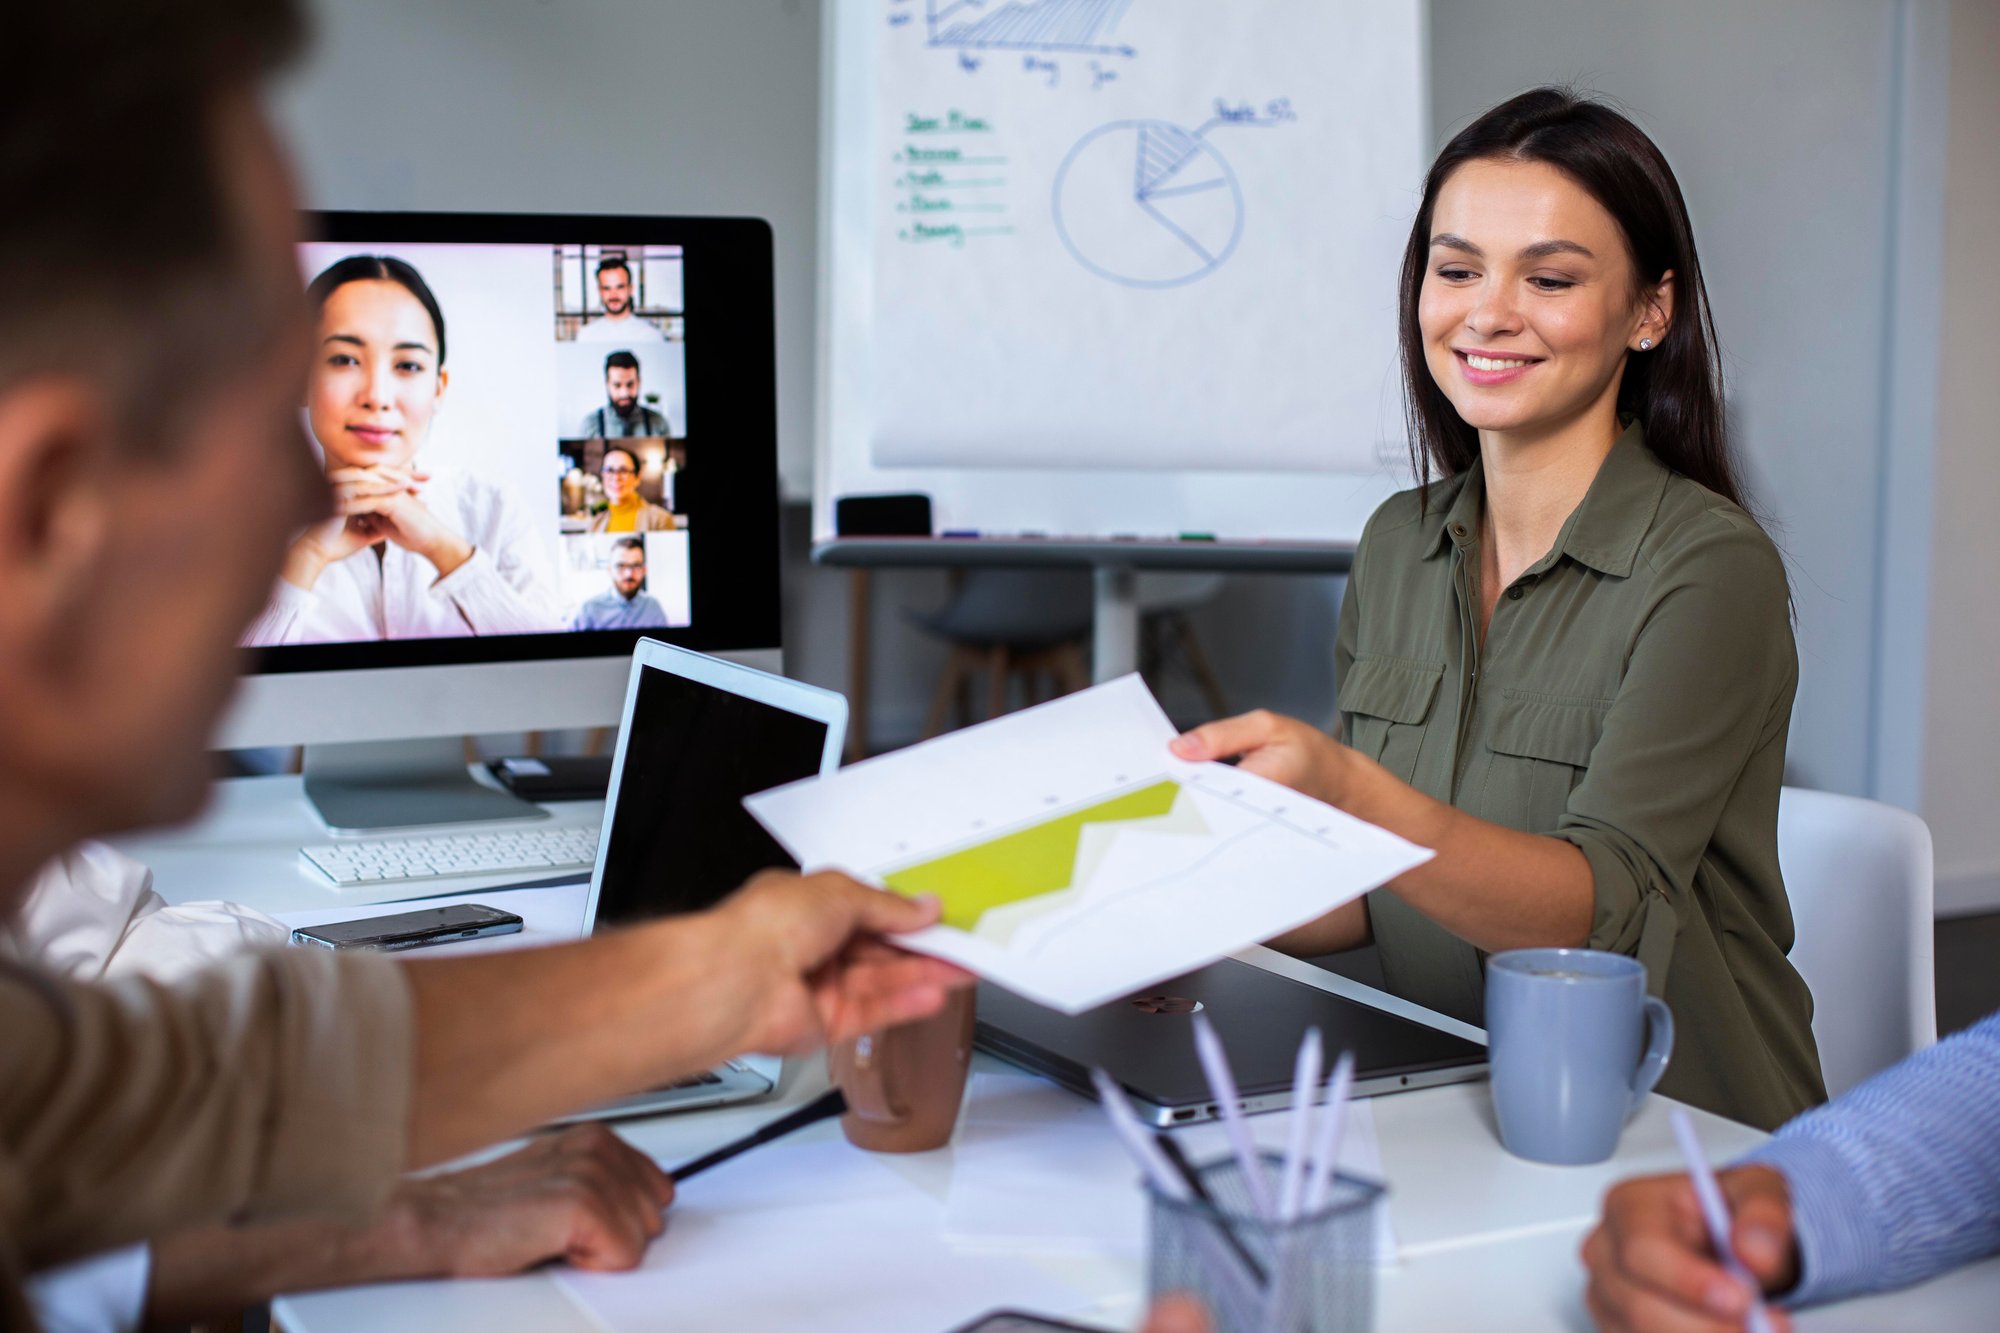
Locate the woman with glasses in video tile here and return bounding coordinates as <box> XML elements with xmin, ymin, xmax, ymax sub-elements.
<box><xmin>585</xmin><ymin>445</ymin><xmax>676</xmax><ymax>534</ymax></box>
<box><xmin>244</xmin><ymin>256</ymin><xmax>561</xmax><ymax>645</ymax></box>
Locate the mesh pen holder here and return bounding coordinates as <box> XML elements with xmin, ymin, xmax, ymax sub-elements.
<box><xmin>1146</xmin><ymin>1153</ymin><xmax>1383</xmax><ymax>1333</ymax></box>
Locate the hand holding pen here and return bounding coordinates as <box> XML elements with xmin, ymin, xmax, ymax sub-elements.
<box><xmin>1580</xmin><ymin>1111</ymin><xmax>1799</xmax><ymax>1332</ymax></box>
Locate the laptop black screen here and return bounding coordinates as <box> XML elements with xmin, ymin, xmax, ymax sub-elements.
<box><xmin>593</xmin><ymin>665</ymin><xmax>828</xmax><ymax>929</ymax></box>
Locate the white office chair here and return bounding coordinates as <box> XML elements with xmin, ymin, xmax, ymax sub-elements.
<box><xmin>1776</xmin><ymin>785</ymin><xmax>1937</xmax><ymax>1098</ymax></box>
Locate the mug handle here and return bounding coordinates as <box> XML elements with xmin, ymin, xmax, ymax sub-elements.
<box><xmin>1629</xmin><ymin>996</ymin><xmax>1675</xmax><ymax>1109</ymax></box>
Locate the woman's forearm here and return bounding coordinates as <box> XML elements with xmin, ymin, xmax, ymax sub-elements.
<box><xmin>1347</xmin><ymin>769</ymin><xmax>1594</xmax><ymax>953</ymax></box>
<box><xmin>1267</xmin><ymin>899</ymin><xmax>1372</xmax><ymax>957</ymax></box>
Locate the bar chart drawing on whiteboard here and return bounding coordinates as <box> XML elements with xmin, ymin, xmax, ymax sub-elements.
<box><xmin>924</xmin><ymin>0</ymin><xmax>1139</xmax><ymax>58</ymax></box>
<box><xmin>1053</xmin><ymin>118</ymin><xmax>1243</xmax><ymax>288</ymax></box>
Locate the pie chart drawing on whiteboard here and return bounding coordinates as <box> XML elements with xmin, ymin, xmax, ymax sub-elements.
<box><xmin>1052</xmin><ymin>119</ymin><xmax>1244</xmax><ymax>289</ymax></box>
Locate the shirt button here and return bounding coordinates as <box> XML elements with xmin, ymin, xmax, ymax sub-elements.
<box><xmin>1450</xmin><ymin>522</ymin><xmax>1468</xmax><ymax>539</ymax></box>
<box><xmin>1507</xmin><ymin>585</ymin><xmax>1525</xmax><ymax>600</ymax></box>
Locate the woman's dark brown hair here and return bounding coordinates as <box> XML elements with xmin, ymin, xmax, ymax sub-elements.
<box><xmin>1399</xmin><ymin>87</ymin><xmax>1744</xmax><ymax>510</ymax></box>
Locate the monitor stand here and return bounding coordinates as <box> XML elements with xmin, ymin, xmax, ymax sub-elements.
<box><xmin>302</xmin><ymin>737</ymin><xmax>549</xmax><ymax>833</ymax></box>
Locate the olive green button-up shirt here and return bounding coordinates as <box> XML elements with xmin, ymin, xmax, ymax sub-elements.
<box><xmin>1336</xmin><ymin>422</ymin><xmax>1825</xmax><ymax>1130</ymax></box>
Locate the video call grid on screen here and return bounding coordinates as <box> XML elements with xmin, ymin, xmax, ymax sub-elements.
<box><xmin>246</xmin><ymin>212</ymin><xmax>779</xmax><ymax>675</ymax></box>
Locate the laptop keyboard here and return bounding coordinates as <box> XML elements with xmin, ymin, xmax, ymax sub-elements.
<box><xmin>300</xmin><ymin>824</ymin><xmax>601</xmax><ymax>887</ymax></box>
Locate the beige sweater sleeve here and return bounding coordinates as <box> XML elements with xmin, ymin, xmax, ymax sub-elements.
<box><xmin>0</xmin><ymin>946</ymin><xmax>412</xmax><ymax>1271</ymax></box>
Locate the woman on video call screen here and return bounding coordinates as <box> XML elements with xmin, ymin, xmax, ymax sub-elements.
<box><xmin>243</xmin><ymin>242</ymin><xmax>694</xmax><ymax>647</ymax></box>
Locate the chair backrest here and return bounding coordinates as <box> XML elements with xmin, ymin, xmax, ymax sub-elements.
<box><xmin>1776</xmin><ymin>786</ymin><xmax>1936</xmax><ymax>1098</ymax></box>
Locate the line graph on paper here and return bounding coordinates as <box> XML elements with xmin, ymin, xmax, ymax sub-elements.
<box><xmin>878</xmin><ymin>768</ymin><xmax>1360</xmax><ymax>960</ymax></box>
<box><xmin>925</xmin><ymin>0</ymin><xmax>1138</xmax><ymax>58</ymax></box>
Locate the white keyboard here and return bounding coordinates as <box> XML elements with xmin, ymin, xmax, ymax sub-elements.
<box><xmin>301</xmin><ymin>824</ymin><xmax>601</xmax><ymax>888</ymax></box>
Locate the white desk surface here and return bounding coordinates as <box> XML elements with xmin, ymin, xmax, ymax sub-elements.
<box><xmin>113</xmin><ymin>774</ymin><xmax>2000</xmax><ymax>1331</ymax></box>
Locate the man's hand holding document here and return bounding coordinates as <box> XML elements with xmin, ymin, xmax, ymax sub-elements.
<box><xmin>746</xmin><ymin>676</ymin><xmax>1433</xmax><ymax>1014</ymax></box>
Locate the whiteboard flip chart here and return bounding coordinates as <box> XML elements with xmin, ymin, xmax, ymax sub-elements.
<box><xmin>871</xmin><ymin>0</ymin><xmax>1423</xmax><ymax>473</ymax></box>
<box><xmin>819</xmin><ymin>1</ymin><xmax>1427</xmax><ymax>543</ymax></box>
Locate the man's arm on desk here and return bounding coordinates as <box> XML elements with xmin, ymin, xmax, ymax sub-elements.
<box><xmin>1</xmin><ymin>869</ymin><xmax>962</xmax><ymax>1267</ymax></box>
<box><xmin>148</xmin><ymin>1123</ymin><xmax>671</xmax><ymax>1322</ymax></box>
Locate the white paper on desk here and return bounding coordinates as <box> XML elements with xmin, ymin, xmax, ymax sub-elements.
<box><xmin>553</xmin><ymin>1133</ymin><xmax>1080</xmax><ymax>1333</ymax></box>
<box><xmin>746</xmin><ymin>677</ymin><xmax>1433</xmax><ymax>1013</ymax></box>
<box><xmin>945</xmin><ymin>1073</ymin><xmax>1398</xmax><ymax>1265</ymax></box>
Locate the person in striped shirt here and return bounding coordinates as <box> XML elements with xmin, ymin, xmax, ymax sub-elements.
<box><xmin>1582</xmin><ymin>1011</ymin><xmax>2000</xmax><ymax>1329</ymax></box>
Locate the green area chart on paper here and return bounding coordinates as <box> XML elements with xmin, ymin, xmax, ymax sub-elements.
<box><xmin>882</xmin><ymin>779</ymin><xmax>1182</xmax><ymax>930</ymax></box>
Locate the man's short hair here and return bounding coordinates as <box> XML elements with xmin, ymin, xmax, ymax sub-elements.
<box><xmin>604</xmin><ymin>350</ymin><xmax>640</xmax><ymax>376</ymax></box>
<box><xmin>1</xmin><ymin>0</ymin><xmax>306</xmax><ymax>451</ymax></box>
<box><xmin>612</xmin><ymin>537</ymin><xmax>645</xmax><ymax>557</ymax></box>
<box><xmin>595</xmin><ymin>256</ymin><xmax>632</xmax><ymax>281</ymax></box>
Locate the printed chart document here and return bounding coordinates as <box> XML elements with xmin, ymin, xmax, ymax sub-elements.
<box><xmin>746</xmin><ymin>676</ymin><xmax>1432</xmax><ymax>1012</ymax></box>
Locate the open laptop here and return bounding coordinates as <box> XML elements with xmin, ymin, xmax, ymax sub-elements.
<box><xmin>554</xmin><ymin>639</ymin><xmax>847</xmax><ymax>1123</ymax></box>
<box><xmin>977</xmin><ymin>957</ymin><xmax>1488</xmax><ymax>1128</ymax></box>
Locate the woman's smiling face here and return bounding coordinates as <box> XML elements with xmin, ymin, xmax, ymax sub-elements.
<box><xmin>1418</xmin><ymin>156</ymin><xmax>1665</xmax><ymax>442</ymax></box>
<box><xmin>307</xmin><ymin>278</ymin><xmax>446</xmax><ymax>469</ymax></box>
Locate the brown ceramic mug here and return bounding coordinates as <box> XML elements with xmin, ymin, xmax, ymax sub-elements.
<box><xmin>828</xmin><ymin>988</ymin><xmax>976</xmax><ymax>1152</ymax></box>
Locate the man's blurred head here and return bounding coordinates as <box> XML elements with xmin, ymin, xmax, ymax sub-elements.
<box><xmin>0</xmin><ymin>0</ymin><xmax>323</xmax><ymax>897</ymax></box>
<box><xmin>609</xmin><ymin>538</ymin><xmax>646</xmax><ymax>598</ymax></box>
<box><xmin>604</xmin><ymin>351</ymin><xmax>641</xmax><ymax>414</ymax></box>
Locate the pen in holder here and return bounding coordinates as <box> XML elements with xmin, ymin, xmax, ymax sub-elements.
<box><xmin>1146</xmin><ymin>1153</ymin><xmax>1382</xmax><ymax>1333</ymax></box>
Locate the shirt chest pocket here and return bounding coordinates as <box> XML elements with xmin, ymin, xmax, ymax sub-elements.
<box><xmin>1338</xmin><ymin>656</ymin><xmax>1444</xmax><ymax>785</ymax></box>
<box><xmin>1481</xmin><ymin>691</ymin><xmax>1612</xmax><ymax>833</ymax></box>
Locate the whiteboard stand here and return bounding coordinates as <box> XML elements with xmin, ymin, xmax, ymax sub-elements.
<box><xmin>813</xmin><ymin>537</ymin><xmax>1356</xmax><ymax>697</ymax></box>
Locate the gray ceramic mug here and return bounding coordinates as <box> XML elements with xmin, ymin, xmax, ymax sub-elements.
<box><xmin>1485</xmin><ymin>948</ymin><xmax>1674</xmax><ymax>1165</ymax></box>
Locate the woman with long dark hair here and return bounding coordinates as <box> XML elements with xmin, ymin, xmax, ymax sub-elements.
<box><xmin>1173</xmin><ymin>88</ymin><xmax>1823</xmax><ymax>1128</ymax></box>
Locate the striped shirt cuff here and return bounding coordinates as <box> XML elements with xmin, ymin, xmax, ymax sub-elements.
<box><xmin>1741</xmin><ymin>1134</ymin><xmax>1882</xmax><ymax>1306</ymax></box>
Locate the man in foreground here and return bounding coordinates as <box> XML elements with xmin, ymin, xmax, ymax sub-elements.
<box><xmin>0</xmin><ymin>3</ymin><xmax>964</xmax><ymax>1324</ymax></box>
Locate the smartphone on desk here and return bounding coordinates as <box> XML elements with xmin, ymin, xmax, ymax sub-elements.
<box><xmin>291</xmin><ymin>903</ymin><xmax>523</xmax><ymax>952</ymax></box>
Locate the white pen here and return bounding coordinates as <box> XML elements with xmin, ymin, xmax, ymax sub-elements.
<box><xmin>1091</xmin><ymin>1068</ymin><xmax>1190</xmax><ymax>1202</ymax></box>
<box><xmin>1276</xmin><ymin>1027</ymin><xmax>1324</xmax><ymax>1221</ymax></box>
<box><xmin>1191</xmin><ymin>1013</ymin><xmax>1275</xmax><ymax>1218</ymax></box>
<box><xmin>1300</xmin><ymin>1049</ymin><xmax>1356</xmax><ymax>1216</ymax></box>
<box><xmin>1670</xmin><ymin>1107</ymin><xmax>1777</xmax><ymax>1333</ymax></box>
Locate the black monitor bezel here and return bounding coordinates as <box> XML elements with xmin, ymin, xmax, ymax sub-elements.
<box><xmin>245</xmin><ymin>210</ymin><xmax>781</xmax><ymax>676</ymax></box>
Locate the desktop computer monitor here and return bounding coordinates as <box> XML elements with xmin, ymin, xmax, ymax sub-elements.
<box><xmin>215</xmin><ymin>211</ymin><xmax>781</xmax><ymax>831</ymax></box>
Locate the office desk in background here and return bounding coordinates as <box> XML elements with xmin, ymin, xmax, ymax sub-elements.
<box><xmin>115</xmin><ymin>775</ymin><xmax>2000</xmax><ymax>1331</ymax></box>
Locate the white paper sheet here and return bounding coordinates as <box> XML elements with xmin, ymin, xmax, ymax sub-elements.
<box><xmin>274</xmin><ymin>882</ymin><xmax>591</xmax><ymax>956</ymax></box>
<box><xmin>944</xmin><ymin>1072</ymin><xmax>1397</xmax><ymax>1264</ymax></box>
<box><xmin>553</xmin><ymin>1132</ymin><xmax>1080</xmax><ymax>1333</ymax></box>
<box><xmin>746</xmin><ymin>676</ymin><xmax>1433</xmax><ymax>1012</ymax></box>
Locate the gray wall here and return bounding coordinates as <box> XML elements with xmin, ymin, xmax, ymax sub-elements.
<box><xmin>1925</xmin><ymin>0</ymin><xmax>2000</xmax><ymax>912</ymax></box>
<box><xmin>1429</xmin><ymin>0</ymin><xmax>1910</xmax><ymax>804</ymax></box>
